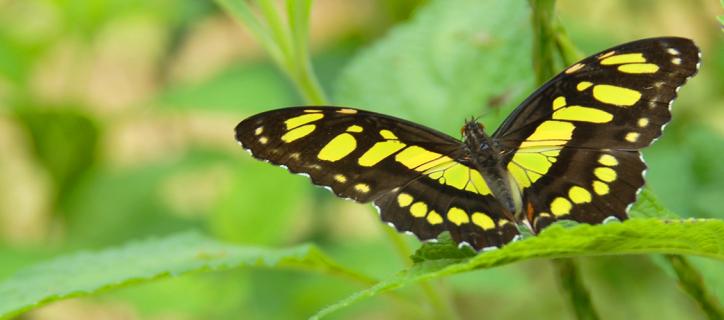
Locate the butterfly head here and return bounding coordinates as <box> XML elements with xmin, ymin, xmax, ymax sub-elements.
<box><xmin>461</xmin><ymin>119</ymin><xmax>496</xmax><ymax>159</ymax></box>
<box><xmin>461</xmin><ymin>119</ymin><xmax>486</xmax><ymax>141</ymax></box>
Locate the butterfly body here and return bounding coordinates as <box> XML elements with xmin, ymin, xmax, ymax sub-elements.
<box><xmin>235</xmin><ymin>37</ymin><xmax>700</xmax><ymax>251</ymax></box>
<box><xmin>461</xmin><ymin>120</ymin><xmax>522</xmax><ymax>220</ymax></box>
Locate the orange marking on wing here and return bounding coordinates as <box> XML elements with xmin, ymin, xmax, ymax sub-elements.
<box><xmin>526</xmin><ymin>201</ymin><xmax>535</xmax><ymax>223</ymax></box>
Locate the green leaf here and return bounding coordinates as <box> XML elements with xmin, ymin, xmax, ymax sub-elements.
<box><xmin>0</xmin><ymin>232</ymin><xmax>373</xmax><ymax>319</ymax></box>
<box><xmin>663</xmin><ymin>255</ymin><xmax>724</xmax><ymax>319</ymax></box>
<box><xmin>313</xmin><ymin>218</ymin><xmax>724</xmax><ymax>319</ymax></box>
<box><xmin>334</xmin><ymin>0</ymin><xmax>533</xmax><ymax>135</ymax></box>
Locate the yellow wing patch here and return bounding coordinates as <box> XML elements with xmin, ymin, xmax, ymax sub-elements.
<box><xmin>553</xmin><ymin>106</ymin><xmax>613</xmax><ymax>123</ymax></box>
<box><xmin>519</xmin><ymin>120</ymin><xmax>575</xmax><ymax>148</ymax></box>
<box><xmin>397</xmin><ymin>193</ymin><xmax>413</xmax><ymax>207</ymax></box>
<box><xmin>281</xmin><ymin>124</ymin><xmax>316</xmax><ymax>143</ymax></box>
<box><xmin>564</xmin><ymin>63</ymin><xmax>585</xmax><ymax>74</ymax></box>
<box><xmin>552</xmin><ymin>96</ymin><xmax>567</xmax><ymax>110</ymax></box>
<box><xmin>592</xmin><ymin>180</ymin><xmax>610</xmax><ymax>195</ymax></box>
<box><xmin>637</xmin><ymin>118</ymin><xmax>650</xmax><ymax>128</ymax></box>
<box><xmin>354</xmin><ymin>183</ymin><xmax>370</xmax><ymax>193</ymax></box>
<box><xmin>427</xmin><ymin>211</ymin><xmax>444</xmax><ymax>225</ymax></box>
<box><xmin>592</xmin><ymin>84</ymin><xmax>642</xmax><ymax>107</ymax></box>
<box><xmin>285</xmin><ymin>113</ymin><xmax>324</xmax><ymax>129</ymax></box>
<box><xmin>618</xmin><ymin>63</ymin><xmax>659</xmax><ymax>74</ymax></box>
<box><xmin>447</xmin><ymin>207</ymin><xmax>470</xmax><ymax>226</ymax></box>
<box><xmin>624</xmin><ymin>132</ymin><xmax>640</xmax><ymax>143</ymax></box>
<box><xmin>550</xmin><ymin>197</ymin><xmax>572</xmax><ymax>217</ymax></box>
<box><xmin>594</xmin><ymin>167</ymin><xmax>617</xmax><ymax>183</ymax></box>
<box><xmin>600</xmin><ymin>53</ymin><xmax>645</xmax><ymax>65</ymax></box>
<box><xmin>568</xmin><ymin>186</ymin><xmax>592</xmax><ymax>204</ymax></box>
<box><xmin>576</xmin><ymin>81</ymin><xmax>593</xmax><ymax>91</ymax></box>
<box><xmin>395</xmin><ymin>146</ymin><xmax>446</xmax><ymax>169</ymax></box>
<box><xmin>358</xmin><ymin>139</ymin><xmax>406</xmax><ymax>166</ymax></box>
<box><xmin>410</xmin><ymin>202</ymin><xmax>428</xmax><ymax>218</ymax></box>
<box><xmin>471</xmin><ymin>212</ymin><xmax>496</xmax><ymax>230</ymax></box>
<box><xmin>508</xmin><ymin>150</ymin><xmax>558</xmax><ymax>188</ymax></box>
<box><xmin>598</xmin><ymin>154</ymin><xmax>618</xmax><ymax>167</ymax></box>
<box><xmin>318</xmin><ymin>133</ymin><xmax>356</xmax><ymax>161</ymax></box>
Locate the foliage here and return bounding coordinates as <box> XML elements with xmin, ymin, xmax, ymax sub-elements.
<box><xmin>0</xmin><ymin>0</ymin><xmax>723</xmax><ymax>319</ymax></box>
<box><xmin>0</xmin><ymin>232</ymin><xmax>373</xmax><ymax>319</ymax></box>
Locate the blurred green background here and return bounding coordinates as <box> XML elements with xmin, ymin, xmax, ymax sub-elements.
<box><xmin>0</xmin><ymin>0</ymin><xmax>723</xmax><ymax>319</ymax></box>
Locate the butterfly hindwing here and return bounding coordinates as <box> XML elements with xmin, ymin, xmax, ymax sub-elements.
<box><xmin>494</xmin><ymin>37</ymin><xmax>700</xmax><ymax>231</ymax></box>
<box><xmin>373</xmin><ymin>163</ymin><xmax>519</xmax><ymax>248</ymax></box>
<box><xmin>235</xmin><ymin>107</ymin><xmax>518</xmax><ymax>249</ymax></box>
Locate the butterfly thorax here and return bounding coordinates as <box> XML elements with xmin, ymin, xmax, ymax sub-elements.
<box><xmin>462</xmin><ymin>121</ymin><xmax>523</xmax><ymax>220</ymax></box>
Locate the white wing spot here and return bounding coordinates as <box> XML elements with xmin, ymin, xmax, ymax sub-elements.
<box><xmin>603</xmin><ymin>216</ymin><xmax>620</xmax><ymax>224</ymax></box>
<box><xmin>373</xmin><ymin>204</ymin><xmax>382</xmax><ymax>215</ymax></box>
<box><xmin>458</xmin><ymin>241</ymin><xmax>473</xmax><ymax>249</ymax></box>
<box><xmin>481</xmin><ymin>246</ymin><xmax>499</xmax><ymax>252</ymax></box>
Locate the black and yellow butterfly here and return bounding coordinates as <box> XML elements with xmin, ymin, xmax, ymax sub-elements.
<box><xmin>235</xmin><ymin>37</ymin><xmax>700</xmax><ymax>251</ymax></box>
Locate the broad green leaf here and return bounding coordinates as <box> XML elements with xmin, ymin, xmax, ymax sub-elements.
<box><xmin>334</xmin><ymin>0</ymin><xmax>533</xmax><ymax>135</ymax></box>
<box><xmin>0</xmin><ymin>232</ymin><xmax>373</xmax><ymax>320</ymax></box>
<box><xmin>313</xmin><ymin>218</ymin><xmax>724</xmax><ymax>319</ymax></box>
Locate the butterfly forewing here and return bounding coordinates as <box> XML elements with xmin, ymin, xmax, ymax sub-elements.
<box><xmin>235</xmin><ymin>107</ymin><xmax>518</xmax><ymax>250</ymax></box>
<box><xmin>493</xmin><ymin>37</ymin><xmax>700</xmax><ymax>231</ymax></box>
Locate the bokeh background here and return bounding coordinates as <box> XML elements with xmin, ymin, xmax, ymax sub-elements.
<box><xmin>0</xmin><ymin>0</ymin><xmax>723</xmax><ymax>319</ymax></box>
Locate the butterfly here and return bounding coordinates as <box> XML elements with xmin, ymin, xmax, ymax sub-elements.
<box><xmin>235</xmin><ymin>37</ymin><xmax>700</xmax><ymax>251</ymax></box>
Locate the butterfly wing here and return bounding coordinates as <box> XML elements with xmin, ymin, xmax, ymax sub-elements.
<box><xmin>236</xmin><ymin>107</ymin><xmax>518</xmax><ymax>249</ymax></box>
<box><xmin>492</xmin><ymin>37</ymin><xmax>700</xmax><ymax>231</ymax></box>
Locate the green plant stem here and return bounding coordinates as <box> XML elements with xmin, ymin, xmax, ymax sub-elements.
<box><xmin>529</xmin><ymin>2</ymin><xmax>601</xmax><ymax>319</ymax></box>
<box><xmin>664</xmin><ymin>255</ymin><xmax>724</xmax><ymax>320</ymax></box>
<box><xmin>529</xmin><ymin>0</ymin><xmax>559</xmax><ymax>83</ymax></box>
<box><xmin>256</xmin><ymin>0</ymin><xmax>294</xmax><ymax>67</ymax></box>
<box><xmin>216</xmin><ymin>0</ymin><xmax>285</xmax><ymax>65</ymax></box>
<box><xmin>217</xmin><ymin>0</ymin><xmax>327</xmax><ymax>105</ymax></box>
<box><xmin>553</xmin><ymin>259</ymin><xmax>600</xmax><ymax>320</ymax></box>
<box><xmin>291</xmin><ymin>57</ymin><xmax>327</xmax><ymax>105</ymax></box>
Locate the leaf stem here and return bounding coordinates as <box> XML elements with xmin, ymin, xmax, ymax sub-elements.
<box><xmin>664</xmin><ymin>255</ymin><xmax>724</xmax><ymax>320</ymax></box>
<box><xmin>528</xmin><ymin>2</ymin><xmax>601</xmax><ymax>319</ymax></box>
<box><xmin>528</xmin><ymin>0</ymin><xmax>559</xmax><ymax>83</ymax></box>
<box><xmin>552</xmin><ymin>259</ymin><xmax>601</xmax><ymax>320</ymax></box>
<box><xmin>216</xmin><ymin>0</ymin><xmax>327</xmax><ymax>105</ymax></box>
